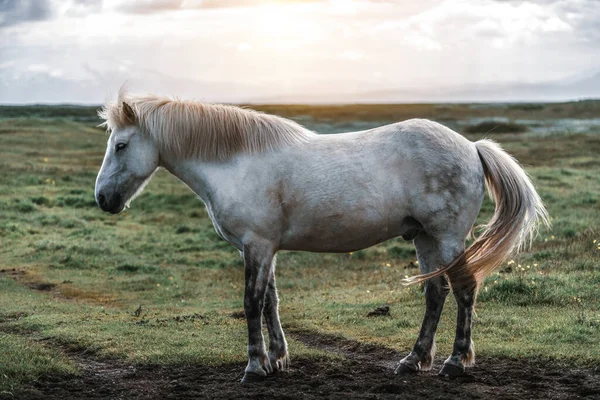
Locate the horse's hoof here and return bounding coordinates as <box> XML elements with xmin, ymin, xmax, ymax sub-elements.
<box><xmin>241</xmin><ymin>371</ymin><xmax>266</xmax><ymax>383</ymax></box>
<box><xmin>395</xmin><ymin>362</ymin><xmax>419</xmax><ymax>374</ymax></box>
<box><xmin>438</xmin><ymin>363</ymin><xmax>465</xmax><ymax>378</ymax></box>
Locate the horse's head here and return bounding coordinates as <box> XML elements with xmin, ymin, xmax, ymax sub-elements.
<box><xmin>95</xmin><ymin>102</ymin><xmax>159</xmax><ymax>214</ymax></box>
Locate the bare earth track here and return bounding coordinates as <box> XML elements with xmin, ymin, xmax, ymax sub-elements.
<box><xmin>9</xmin><ymin>330</ymin><xmax>600</xmax><ymax>400</ymax></box>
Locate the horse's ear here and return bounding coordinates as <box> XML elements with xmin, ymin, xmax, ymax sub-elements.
<box><xmin>122</xmin><ymin>102</ymin><xmax>136</xmax><ymax>125</ymax></box>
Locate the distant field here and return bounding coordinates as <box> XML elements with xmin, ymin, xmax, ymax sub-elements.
<box><xmin>0</xmin><ymin>102</ymin><xmax>599</xmax><ymax>398</ymax></box>
<box><xmin>3</xmin><ymin>100</ymin><xmax>600</xmax><ymax>134</ymax></box>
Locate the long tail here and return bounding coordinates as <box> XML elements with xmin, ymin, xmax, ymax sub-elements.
<box><xmin>404</xmin><ymin>139</ymin><xmax>550</xmax><ymax>290</ymax></box>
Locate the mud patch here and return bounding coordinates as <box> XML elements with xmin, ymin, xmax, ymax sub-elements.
<box><xmin>1</xmin><ymin>268</ymin><xmax>56</xmax><ymax>293</ymax></box>
<box><xmin>289</xmin><ymin>328</ymin><xmax>401</xmax><ymax>370</ymax></box>
<box><xmin>26</xmin><ymin>282</ymin><xmax>56</xmax><ymax>291</ymax></box>
<box><xmin>366</xmin><ymin>305</ymin><xmax>391</xmax><ymax>318</ymax></box>
<box><xmin>0</xmin><ymin>268</ymin><xmax>118</xmax><ymax>306</ymax></box>
<box><xmin>10</xmin><ymin>330</ymin><xmax>600</xmax><ymax>400</ymax></box>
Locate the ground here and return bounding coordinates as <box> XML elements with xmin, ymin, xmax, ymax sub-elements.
<box><xmin>0</xmin><ymin>102</ymin><xmax>599</xmax><ymax>399</ymax></box>
<box><xmin>11</xmin><ymin>330</ymin><xmax>600</xmax><ymax>399</ymax></box>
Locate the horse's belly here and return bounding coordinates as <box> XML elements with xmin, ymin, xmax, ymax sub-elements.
<box><xmin>279</xmin><ymin>214</ymin><xmax>415</xmax><ymax>253</ymax></box>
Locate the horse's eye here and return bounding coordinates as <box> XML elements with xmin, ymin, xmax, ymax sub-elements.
<box><xmin>115</xmin><ymin>143</ymin><xmax>128</xmax><ymax>152</ymax></box>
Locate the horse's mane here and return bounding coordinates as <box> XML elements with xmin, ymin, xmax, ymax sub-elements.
<box><xmin>99</xmin><ymin>89</ymin><xmax>314</xmax><ymax>161</ymax></box>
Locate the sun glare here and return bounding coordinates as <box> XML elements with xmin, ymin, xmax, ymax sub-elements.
<box><xmin>256</xmin><ymin>4</ymin><xmax>294</xmax><ymax>36</ymax></box>
<box><xmin>330</xmin><ymin>0</ymin><xmax>363</xmax><ymax>15</ymax></box>
<box><xmin>254</xmin><ymin>3</ymin><xmax>321</xmax><ymax>50</ymax></box>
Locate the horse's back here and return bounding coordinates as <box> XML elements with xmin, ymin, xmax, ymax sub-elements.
<box><xmin>272</xmin><ymin>119</ymin><xmax>485</xmax><ymax>251</ymax></box>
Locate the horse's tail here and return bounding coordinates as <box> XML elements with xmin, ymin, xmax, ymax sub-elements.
<box><xmin>404</xmin><ymin>139</ymin><xmax>550</xmax><ymax>290</ymax></box>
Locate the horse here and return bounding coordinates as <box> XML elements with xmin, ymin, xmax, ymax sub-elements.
<box><xmin>95</xmin><ymin>89</ymin><xmax>549</xmax><ymax>383</ymax></box>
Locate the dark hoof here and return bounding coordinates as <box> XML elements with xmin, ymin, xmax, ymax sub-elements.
<box><xmin>438</xmin><ymin>363</ymin><xmax>465</xmax><ymax>378</ymax></box>
<box><xmin>241</xmin><ymin>372</ymin><xmax>266</xmax><ymax>383</ymax></box>
<box><xmin>395</xmin><ymin>362</ymin><xmax>419</xmax><ymax>374</ymax></box>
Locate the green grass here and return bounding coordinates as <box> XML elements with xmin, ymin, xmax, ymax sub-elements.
<box><xmin>0</xmin><ymin>104</ymin><xmax>599</xmax><ymax>395</ymax></box>
<box><xmin>0</xmin><ymin>332</ymin><xmax>77</xmax><ymax>395</ymax></box>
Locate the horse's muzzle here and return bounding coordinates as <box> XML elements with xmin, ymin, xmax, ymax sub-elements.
<box><xmin>96</xmin><ymin>191</ymin><xmax>122</xmax><ymax>214</ymax></box>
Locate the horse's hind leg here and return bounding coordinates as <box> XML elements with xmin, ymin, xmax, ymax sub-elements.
<box><xmin>439</xmin><ymin>272</ymin><xmax>477</xmax><ymax>377</ymax></box>
<box><xmin>262</xmin><ymin>263</ymin><xmax>290</xmax><ymax>372</ymax></box>
<box><xmin>396</xmin><ymin>233</ymin><xmax>463</xmax><ymax>374</ymax></box>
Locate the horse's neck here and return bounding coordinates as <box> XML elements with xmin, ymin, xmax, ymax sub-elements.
<box><xmin>160</xmin><ymin>156</ymin><xmax>210</xmax><ymax>201</ymax></box>
<box><xmin>160</xmin><ymin>154</ymin><xmax>241</xmax><ymax>207</ymax></box>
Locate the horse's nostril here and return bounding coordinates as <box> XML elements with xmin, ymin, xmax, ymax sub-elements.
<box><xmin>97</xmin><ymin>193</ymin><xmax>107</xmax><ymax>208</ymax></box>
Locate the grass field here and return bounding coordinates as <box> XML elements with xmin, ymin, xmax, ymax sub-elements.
<box><xmin>0</xmin><ymin>102</ymin><xmax>599</xmax><ymax>397</ymax></box>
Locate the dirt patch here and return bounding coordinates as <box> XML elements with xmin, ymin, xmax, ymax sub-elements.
<box><xmin>1</xmin><ymin>268</ymin><xmax>57</xmax><ymax>293</ymax></box>
<box><xmin>9</xmin><ymin>330</ymin><xmax>600</xmax><ymax>400</ymax></box>
<box><xmin>366</xmin><ymin>306</ymin><xmax>391</xmax><ymax>318</ymax></box>
<box><xmin>289</xmin><ymin>328</ymin><xmax>401</xmax><ymax>370</ymax></box>
<box><xmin>0</xmin><ymin>268</ymin><xmax>119</xmax><ymax>306</ymax></box>
<box><xmin>26</xmin><ymin>282</ymin><xmax>57</xmax><ymax>291</ymax></box>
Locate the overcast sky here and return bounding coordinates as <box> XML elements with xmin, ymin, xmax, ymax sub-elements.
<box><xmin>1</xmin><ymin>0</ymin><xmax>599</xmax><ymax>103</ymax></box>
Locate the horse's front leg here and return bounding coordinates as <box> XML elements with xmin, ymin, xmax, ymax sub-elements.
<box><xmin>263</xmin><ymin>261</ymin><xmax>290</xmax><ymax>371</ymax></box>
<box><xmin>263</xmin><ymin>268</ymin><xmax>290</xmax><ymax>372</ymax></box>
<box><xmin>241</xmin><ymin>242</ymin><xmax>275</xmax><ymax>383</ymax></box>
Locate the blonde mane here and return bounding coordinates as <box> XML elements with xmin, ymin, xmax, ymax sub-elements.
<box><xmin>99</xmin><ymin>90</ymin><xmax>314</xmax><ymax>161</ymax></box>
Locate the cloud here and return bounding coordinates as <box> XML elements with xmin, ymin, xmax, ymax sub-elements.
<box><xmin>62</xmin><ymin>0</ymin><xmax>103</xmax><ymax>17</ymax></box>
<box><xmin>0</xmin><ymin>0</ymin><xmax>53</xmax><ymax>28</ymax></box>
<box><xmin>338</xmin><ymin>50</ymin><xmax>365</xmax><ymax>61</ymax></box>
<box><xmin>0</xmin><ymin>0</ymin><xmax>103</xmax><ymax>28</ymax></box>
<box><xmin>1</xmin><ymin>0</ymin><xmax>599</xmax><ymax>103</ymax></box>
<box><xmin>377</xmin><ymin>0</ymin><xmax>574</xmax><ymax>51</ymax></box>
<box><xmin>110</xmin><ymin>0</ymin><xmax>185</xmax><ymax>14</ymax></box>
<box><xmin>197</xmin><ymin>0</ymin><xmax>322</xmax><ymax>9</ymax></box>
<box><xmin>0</xmin><ymin>60</ymin><xmax>15</xmax><ymax>69</ymax></box>
<box><xmin>236</xmin><ymin>42</ymin><xmax>252</xmax><ymax>52</ymax></box>
<box><xmin>107</xmin><ymin>0</ymin><xmax>324</xmax><ymax>14</ymax></box>
<box><xmin>27</xmin><ymin>63</ymin><xmax>63</xmax><ymax>77</ymax></box>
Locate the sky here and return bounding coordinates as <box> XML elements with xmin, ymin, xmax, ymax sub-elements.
<box><xmin>1</xmin><ymin>0</ymin><xmax>599</xmax><ymax>103</ymax></box>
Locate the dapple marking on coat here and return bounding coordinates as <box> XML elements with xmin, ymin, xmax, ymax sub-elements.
<box><xmin>95</xmin><ymin>90</ymin><xmax>549</xmax><ymax>382</ymax></box>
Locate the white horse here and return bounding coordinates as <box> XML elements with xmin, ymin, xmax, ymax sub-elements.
<box><xmin>95</xmin><ymin>90</ymin><xmax>549</xmax><ymax>383</ymax></box>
